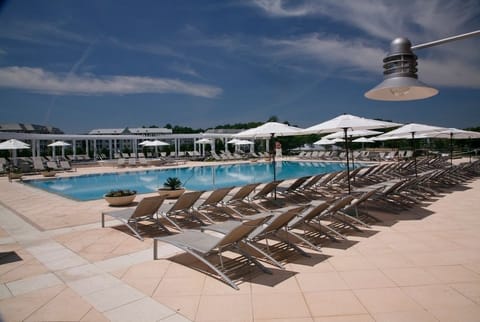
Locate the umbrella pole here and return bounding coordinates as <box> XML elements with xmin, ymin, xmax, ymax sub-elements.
<box><xmin>469</xmin><ymin>137</ymin><xmax>472</xmax><ymax>163</ymax></box>
<box><xmin>350</xmin><ymin>136</ymin><xmax>355</xmax><ymax>180</ymax></box>
<box><xmin>271</xmin><ymin>133</ymin><xmax>277</xmax><ymax>199</ymax></box>
<box><xmin>343</xmin><ymin>128</ymin><xmax>351</xmax><ymax>194</ymax></box>
<box><xmin>450</xmin><ymin>133</ymin><xmax>453</xmax><ymax>167</ymax></box>
<box><xmin>412</xmin><ymin>132</ymin><xmax>417</xmax><ymax>177</ymax></box>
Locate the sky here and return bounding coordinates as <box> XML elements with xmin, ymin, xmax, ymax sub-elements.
<box><xmin>0</xmin><ymin>0</ymin><xmax>479</xmax><ymax>134</ymax></box>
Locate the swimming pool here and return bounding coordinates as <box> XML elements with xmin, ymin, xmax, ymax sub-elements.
<box><xmin>24</xmin><ymin>161</ymin><xmax>359</xmax><ymax>201</ymax></box>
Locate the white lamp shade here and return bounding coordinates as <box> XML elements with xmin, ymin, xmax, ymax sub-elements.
<box><xmin>365</xmin><ymin>76</ymin><xmax>438</xmax><ymax>101</ymax></box>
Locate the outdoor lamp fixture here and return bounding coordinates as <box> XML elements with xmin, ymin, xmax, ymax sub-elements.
<box><xmin>365</xmin><ymin>30</ymin><xmax>480</xmax><ymax>101</ymax></box>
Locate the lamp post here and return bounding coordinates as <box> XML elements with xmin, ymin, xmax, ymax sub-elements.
<box><xmin>365</xmin><ymin>30</ymin><xmax>480</xmax><ymax>101</ymax></box>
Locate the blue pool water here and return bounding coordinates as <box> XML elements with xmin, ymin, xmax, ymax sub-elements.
<box><xmin>24</xmin><ymin>161</ymin><xmax>359</xmax><ymax>201</ymax></box>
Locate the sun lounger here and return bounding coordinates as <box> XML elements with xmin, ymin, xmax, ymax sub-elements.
<box><xmin>285</xmin><ymin>200</ymin><xmax>335</xmax><ymax>248</ymax></box>
<box><xmin>117</xmin><ymin>158</ymin><xmax>126</xmax><ymax>167</ymax></box>
<box><xmin>311</xmin><ymin>195</ymin><xmax>359</xmax><ymax>239</ymax></box>
<box><xmin>59</xmin><ymin>160</ymin><xmax>73</xmax><ymax>171</ymax></box>
<box><xmin>160</xmin><ymin>191</ymin><xmax>206</xmax><ymax>230</ymax></box>
<box><xmin>192</xmin><ymin>186</ymin><xmax>237</xmax><ymax>222</ymax></box>
<box><xmin>32</xmin><ymin>157</ymin><xmax>46</xmax><ymax>172</ymax></box>
<box><xmin>101</xmin><ymin>196</ymin><xmax>168</xmax><ymax>240</ymax></box>
<box><xmin>249</xmin><ymin>180</ymin><xmax>285</xmax><ymax>209</ymax></box>
<box><xmin>223</xmin><ymin>183</ymin><xmax>261</xmax><ymax>215</ymax></box>
<box><xmin>154</xmin><ymin>214</ymin><xmax>273</xmax><ymax>290</ymax></box>
<box><xmin>46</xmin><ymin>161</ymin><xmax>62</xmax><ymax>171</ymax></box>
<box><xmin>138</xmin><ymin>157</ymin><xmax>149</xmax><ymax>166</ymax></box>
<box><xmin>127</xmin><ymin>158</ymin><xmax>137</xmax><ymax>167</ymax></box>
<box><xmin>202</xmin><ymin>205</ymin><xmax>311</xmax><ymax>268</ymax></box>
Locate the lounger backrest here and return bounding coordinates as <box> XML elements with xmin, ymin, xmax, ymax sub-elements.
<box><xmin>349</xmin><ymin>187</ymin><xmax>382</xmax><ymax>208</ymax></box>
<box><xmin>301</xmin><ymin>201</ymin><xmax>330</xmax><ymax>222</ymax></box>
<box><xmin>200</xmin><ymin>187</ymin><xmax>234</xmax><ymax>207</ymax></box>
<box><xmin>229</xmin><ymin>183</ymin><xmax>260</xmax><ymax>201</ymax></box>
<box><xmin>169</xmin><ymin>191</ymin><xmax>204</xmax><ymax>212</ymax></box>
<box><xmin>326</xmin><ymin>195</ymin><xmax>354</xmax><ymax>213</ymax></box>
<box><xmin>253</xmin><ymin>181</ymin><xmax>282</xmax><ymax>199</ymax></box>
<box><xmin>217</xmin><ymin>215</ymin><xmax>272</xmax><ymax>248</ymax></box>
<box><xmin>132</xmin><ymin>196</ymin><xmax>166</xmax><ymax>218</ymax></box>
<box><xmin>60</xmin><ymin>161</ymin><xmax>71</xmax><ymax>169</ymax></box>
<box><xmin>251</xmin><ymin>205</ymin><xmax>308</xmax><ymax>238</ymax></box>
<box><xmin>33</xmin><ymin>158</ymin><xmax>45</xmax><ymax>170</ymax></box>
<box><xmin>46</xmin><ymin>161</ymin><xmax>58</xmax><ymax>169</ymax></box>
<box><xmin>286</xmin><ymin>176</ymin><xmax>310</xmax><ymax>192</ymax></box>
<box><xmin>301</xmin><ymin>174</ymin><xmax>324</xmax><ymax>189</ymax></box>
<box><xmin>382</xmin><ymin>180</ymin><xmax>406</xmax><ymax>195</ymax></box>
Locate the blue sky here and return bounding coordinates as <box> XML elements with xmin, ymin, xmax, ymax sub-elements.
<box><xmin>0</xmin><ymin>0</ymin><xmax>479</xmax><ymax>134</ymax></box>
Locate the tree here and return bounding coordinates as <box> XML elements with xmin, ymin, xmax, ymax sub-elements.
<box><xmin>267</xmin><ymin>116</ymin><xmax>279</xmax><ymax>122</ymax></box>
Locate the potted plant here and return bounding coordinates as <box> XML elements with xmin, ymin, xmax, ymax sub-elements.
<box><xmin>158</xmin><ymin>177</ymin><xmax>185</xmax><ymax>199</ymax></box>
<box><xmin>104</xmin><ymin>189</ymin><xmax>137</xmax><ymax>206</ymax></box>
<box><xmin>41</xmin><ymin>166</ymin><xmax>56</xmax><ymax>177</ymax></box>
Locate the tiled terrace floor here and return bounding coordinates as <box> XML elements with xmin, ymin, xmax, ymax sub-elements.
<box><xmin>0</xmin><ymin>162</ymin><xmax>479</xmax><ymax>321</ymax></box>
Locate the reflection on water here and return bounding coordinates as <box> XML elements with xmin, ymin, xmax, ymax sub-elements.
<box><xmin>24</xmin><ymin>161</ymin><xmax>361</xmax><ymax>201</ymax></box>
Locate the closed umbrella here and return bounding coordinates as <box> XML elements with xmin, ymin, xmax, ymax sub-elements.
<box><xmin>303</xmin><ymin>114</ymin><xmax>402</xmax><ymax>193</ymax></box>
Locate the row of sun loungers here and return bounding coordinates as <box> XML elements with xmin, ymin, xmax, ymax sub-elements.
<box><xmin>298</xmin><ymin>150</ymin><xmax>414</xmax><ymax>162</ymax></box>
<box><xmin>102</xmin><ymin>157</ymin><xmax>480</xmax><ymax>289</ymax></box>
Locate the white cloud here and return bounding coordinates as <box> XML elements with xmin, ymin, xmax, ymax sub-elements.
<box><xmin>251</xmin><ymin>0</ymin><xmax>312</xmax><ymax>17</ymax></box>
<box><xmin>169</xmin><ymin>63</ymin><xmax>201</xmax><ymax>78</ymax></box>
<box><xmin>251</xmin><ymin>0</ymin><xmax>480</xmax><ymax>42</ymax></box>
<box><xmin>0</xmin><ymin>66</ymin><xmax>222</xmax><ymax>98</ymax></box>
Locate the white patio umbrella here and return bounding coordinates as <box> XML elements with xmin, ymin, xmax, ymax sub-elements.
<box><xmin>227</xmin><ymin>139</ymin><xmax>241</xmax><ymax>145</ymax></box>
<box><xmin>418</xmin><ymin>128</ymin><xmax>480</xmax><ymax>165</ymax></box>
<box><xmin>375</xmin><ymin>123</ymin><xmax>445</xmax><ymax>176</ymax></box>
<box><xmin>303</xmin><ymin>114</ymin><xmax>402</xmax><ymax>193</ymax></box>
<box><xmin>313</xmin><ymin>138</ymin><xmax>342</xmax><ymax>145</ymax></box>
<box><xmin>0</xmin><ymin>139</ymin><xmax>30</xmax><ymax>166</ymax></box>
<box><xmin>196</xmin><ymin>138</ymin><xmax>213</xmax><ymax>144</ymax></box>
<box><xmin>353</xmin><ymin>137</ymin><xmax>376</xmax><ymax>143</ymax></box>
<box><xmin>235</xmin><ymin>122</ymin><xmax>303</xmax><ymax>197</ymax></box>
<box><xmin>324</xmin><ymin>129</ymin><xmax>382</xmax><ymax>140</ymax></box>
<box><xmin>233</xmin><ymin>139</ymin><xmax>254</xmax><ymax>145</ymax></box>
<box><xmin>48</xmin><ymin>141</ymin><xmax>71</xmax><ymax>159</ymax></box>
<box><xmin>324</xmin><ymin>130</ymin><xmax>382</xmax><ymax>168</ymax></box>
<box><xmin>234</xmin><ymin>122</ymin><xmax>303</xmax><ymax>139</ymax></box>
<box><xmin>196</xmin><ymin>138</ymin><xmax>213</xmax><ymax>157</ymax></box>
<box><xmin>142</xmin><ymin>140</ymin><xmax>169</xmax><ymax>157</ymax></box>
<box><xmin>352</xmin><ymin>137</ymin><xmax>376</xmax><ymax>150</ymax></box>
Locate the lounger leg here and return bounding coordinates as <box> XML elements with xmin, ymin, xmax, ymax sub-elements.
<box><xmin>101</xmin><ymin>213</ymin><xmax>105</xmax><ymax>227</ymax></box>
<box><xmin>275</xmin><ymin>230</ymin><xmax>311</xmax><ymax>257</ymax></box>
<box><xmin>337</xmin><ymin>210</ymin><xmax>371</xmax><ymax>228</ymax></box>
<box><xmin>160</xmin><ymin>212</ymin><xmax>183</xmax><ymax>231</ymax></box>
<box><xmin>235</xmin><ymin>244</ymin><xmax>272</xmax><ymax>275</ymax></box>
<box><xmin>311</xmin><ymin>221</ymin><xmax>348</xmax><ymax>240</ymax></box>
<box><xmin>153</xmin><ymin>238</ymin><xmax>158</xmax><ymax>259</ymax></box>
<box><xmin>238</xmin><ymin>241</ymin><xmax>285</xmax><ymax>269</ymax></box>
<box><xmin>190</xmin><ymin>249</ymin><xmax>240</xmax><ymax>290</ymax></box>
<box><xmin>286</xmin><ymin>229</ymin><xmax>323</xmax><ymax>252</ymax></box>
<box><xmin>330</xmin><ymin>214</ymin><xmax>363</xmax><ymax>232</ymax></box>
